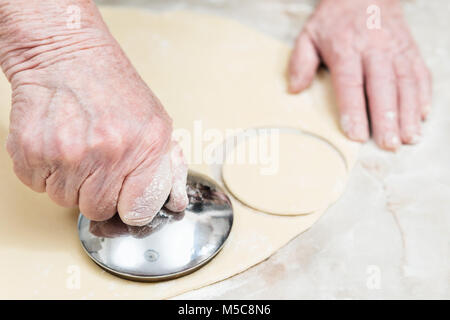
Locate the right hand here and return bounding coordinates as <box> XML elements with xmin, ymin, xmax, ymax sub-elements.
<box><xmin>288</xmin><ymin>0</ymin><xmax>432</xmax><ymax>150</ymax></box>
<box><xmin>1</xmin><ymin>3</ymin><xmax>188</xmax><ymax>226</ymax></box>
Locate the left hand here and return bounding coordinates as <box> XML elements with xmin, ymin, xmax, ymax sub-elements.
<box><xmin>288</xmin><ymin>0</ymin><xmax>432</xmax><ymax>151</ymax></box>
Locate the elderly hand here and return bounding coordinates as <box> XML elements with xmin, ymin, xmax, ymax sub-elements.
<box><xmin>288</xmin><ymin>0</ymin><xmax>432</xmax><ymax>150</ymax></box>
<box><xmin>0</xmin><ymin>0</ymin><xmax>188</xmax><ymax>225</ymax></box>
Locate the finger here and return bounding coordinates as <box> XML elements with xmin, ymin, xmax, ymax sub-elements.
<box><xmin>288</xmin><ymin>30</ymin><xmax>320</xmax><ymax>93</ymax></box>
<box><xmin>44</xmin><ymin>149</ymin><xmax>91</xmax><ymax>207</ymax></box>
<box><xmin>329</xmin><ymin>55</ymin><xmax>369</xmax><ymax>142</ymax></box>
<box><xmin>117</xmin><ymin>153</ymin><xmax>172</xmax><ymax>226</ymax></box>
<box><xmin>89</xmin><ymin>216</ymin><xmax>129</xmax><ymax>238</ymax></box>
<box><xmin>9</xmin><ymin>154</ymin><xmax>35</xmax><ymax>190</ymax></box>
<box><xmin>165</xmin><ymin>142</ymin><xmax>188</xmax><ymax>212</ymax></box>
<box><xmin>46</xmin><ymin>169</ymin><xmax>79</xmax><ymax>207</ymax></box>
<box><xmin>364</xmin><ymin>53</ymin><xmax>401</xmax><ymax>151</ymax></box>
<box><xmin>412</xmin><ymin>53</ymin><xmax>432</xmax><ymax>119</ymax></box>
<box><xmin>394</xmin><ymin>54</ymin><xmax>421</xmax><ymax>144</ymax></box>
<box><xmin>78</xmin><ymin>168</ymin><xmax>123</xmax><ymax>221</ymax></box>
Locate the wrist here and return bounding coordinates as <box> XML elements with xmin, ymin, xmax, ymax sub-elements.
<box><xmin>0</xmin><ymin>0</ymin><xmax>114</xmax><ymax>81</ymax></box>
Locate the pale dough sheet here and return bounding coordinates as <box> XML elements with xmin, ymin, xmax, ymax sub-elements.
<box><xmin>0</xmin><ymin>7</ymin><xmax>360</xmax><ymax>299</ymax></box>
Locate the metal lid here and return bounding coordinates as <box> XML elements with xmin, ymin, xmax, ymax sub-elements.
<box><xmin>78</xmin><ymin>171</ymin><xmax>233</xmax><ymax>282</ymax></box>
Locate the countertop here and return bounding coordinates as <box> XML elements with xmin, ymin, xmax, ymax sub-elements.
<box><xmin>95</xmin><ymin>0</ymin><xmax>449</xmax><ymax>299</ymax></box>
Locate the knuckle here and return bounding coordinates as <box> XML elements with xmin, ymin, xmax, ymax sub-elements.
<box><xmin>88</xmin><ymin>125</ymin><xmax>126</xmax><ymax>156</ymax></box>
<box><xmin>55</xmin><ymin>138</ymin><xmax>86</xmax><ymax>165</ymax></box>
<box><xmin>142</xmin><ymin>115</ymin><xmax>173</xmax><ymax>149</ymax></box>
<box><xmin>395</xmin><ymin>68</ymin><xmax>416</xmax><ymax>84</ymax></box>
<box><xmin>19</xmin><ymin>130</ymin><xmax>35</xmax><ymax>151</ymax></box>
<box><xmin>17</xmin><ymin>129</ymin><xmax>43</xmax><ymax>162</ymax></box>
<box><xmin>52</xmin><ymin>126</ymin><xmax>85</xmax><ymax>163</ymax></box>
<box><xmin>334</xmin><ymin>72</ymin><xmax>363</xmax><ymax>87</ymax></box>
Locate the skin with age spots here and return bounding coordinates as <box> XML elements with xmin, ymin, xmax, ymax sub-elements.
<box><xmin>0</xmin><ymin>0</ymin><xmax>188</xmax><ymax>226</ymax></box>
<box><xmin>288</xmin><ymin>0</ymin><xmax>432</xmax><ymax>151</ymax></box>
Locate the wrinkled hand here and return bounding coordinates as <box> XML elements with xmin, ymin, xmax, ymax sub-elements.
<box><xmin>288</xmin><ymin>0</ymin><xmax>432</xmax><ymax>150</ymax></box>
<box><xmin>1</xmin><ymin>3</ymin><xmax>188</xmax><ymax>226</ymax></box>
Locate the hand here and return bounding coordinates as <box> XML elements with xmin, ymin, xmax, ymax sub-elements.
<box><xmin>1</xmin><ymin>1</ymin><xmax>188</xmax><ymax>226</ymax></box>
<box><xmin>288</xmin><ymin>0</ymin><xmax>432</xmax><ymax>150</ymax></box>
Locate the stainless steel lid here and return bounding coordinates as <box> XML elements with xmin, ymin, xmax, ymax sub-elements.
<box><xmin>78</xmin><ymin>171</ymin><xmax>233</xmax><ymax>282</ymax></box>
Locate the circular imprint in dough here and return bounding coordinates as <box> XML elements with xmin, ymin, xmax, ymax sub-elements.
<box><xmin>222</xmin><ymin>130</ymin><xmax>348</xmax><ymax>215</ymax></box>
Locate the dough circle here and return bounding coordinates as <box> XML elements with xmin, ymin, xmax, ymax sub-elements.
<box><xmin>222</xmin><ymin>131</ymin><xmax>348</xmax><ymax>215</ymax></box>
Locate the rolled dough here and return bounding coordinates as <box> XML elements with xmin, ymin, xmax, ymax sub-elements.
<box><xmin>0</xmin><ymin>7</ymin><xmax>360</xmax><ymax>299</ymax></box>
<box><xmin>222</xmin><ymin>131</ymin><xmax>348</xmax><ymax>215</ymax></box>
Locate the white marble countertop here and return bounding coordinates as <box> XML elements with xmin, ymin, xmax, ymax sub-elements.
<box><xmin>96</xmin><ymin>0</ymin><xmax>450</xmax><ymax>299</ymax></box>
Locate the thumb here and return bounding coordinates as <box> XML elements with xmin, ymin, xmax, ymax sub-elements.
<box><xmin>288</xmin><ymin>30</ymin><xmax>320</xmax><ymax>93</ymax></box>
<box><xmin>117</xmin><ymin>153</ymin><xmax>172</xmax><ymax>226</ymax></box>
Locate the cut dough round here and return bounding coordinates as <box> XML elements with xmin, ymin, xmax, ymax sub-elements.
<box><xmin>222</xmin><ymin>131</ymin><xmax>348</xmax><ymax>215</ymax></box>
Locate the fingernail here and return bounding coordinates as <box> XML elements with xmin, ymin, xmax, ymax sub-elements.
<box><xmin>288</xmin><ymin>82</ymin><xmax>297</xmax><ymax>93</ymax></box>
<box><xmin>288</xmin><ymin>75</ymin><xmax>301</xmax><ymax>93</ymax></box>
<box><xmin>340</xmin><ymin>114</ymin><xmax>351</xmax><ymax>132</ymax></box>
<box><xmin>422</xmin><ymin>104</ymin><xmax>431</xmax><ymax>120</ymax></box>
<box><xmin>340</xmin><ymin>114</ymin><xmax>368</xmax><ymax>141</ymax></box>
<box><xmin>351</xmin><ymin>123</ymin><xmax>369</xmax><ymax>141</ymax></box>
<box><xmin>404</xmin><ymin>126</ymin><xmax>421</xmax><ymax>145</ymax></box>
<box><xmin>166</xmin><ymin>189</ymin><xmax>188</xmax><ymax>212</ymax></box>
<box><xmin>383</xmin><ymin>132</ymin><xmax>401</xmax><ymax>150</ymax></box>
<box><xmin>122</xmin><ymin>213</ymin><xmax>155</xmax><ymax>226</ymax></box>
<box><xmin>384</xmin><ymin>111</ymin><xmax>397</xmax><ymax>121</ymax></box>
